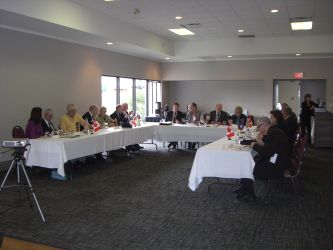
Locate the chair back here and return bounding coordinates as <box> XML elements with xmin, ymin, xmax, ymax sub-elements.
<box><xmin>12</xmin><ymin>126</ymin><xmax>26</xmax><ymax>138</ymax></box>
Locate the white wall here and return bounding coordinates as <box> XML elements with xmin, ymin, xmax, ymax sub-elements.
<box><xmin>0</xmin><ymin>28</ymin><xmax>161</xmax><ymax>143</ymax></box>
<box><xmin>166</xmin><ymin>80</ymin><xmax>266</xmax><ymax>116</ymax></box>
<box><xmin>162</xmin><ymin>59</ymin><xmax>333</xmax><ymax>116</ymax></box>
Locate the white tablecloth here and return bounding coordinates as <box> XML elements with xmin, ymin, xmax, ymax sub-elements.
<box><xmin>188</xmin><ymin>137</ymin><xmax>255</xmax><ymax>191</ymax></box>
<box><xmin>154</xmin><ymin>124</ymin><xmax>230</xmax><ymax>142</ymax></box>
<box><xmin>26</xmin><ymin>124</ymin><xmax>156</xmax><ymax>176</ymax></box>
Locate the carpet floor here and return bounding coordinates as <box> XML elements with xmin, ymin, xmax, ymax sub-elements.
<box><xmin>0</xmin><ymin>143</ymin><xmax>332</xmax><ymax>250</ymax></box>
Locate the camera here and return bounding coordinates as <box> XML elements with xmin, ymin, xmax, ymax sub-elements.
<box><xmin>2</xmin><ymin>140</ymin><xmax>29</xmax><ymax>148</ymax></box>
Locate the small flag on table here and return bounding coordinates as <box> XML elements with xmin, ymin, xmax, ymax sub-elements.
<box><xmin>92</xmin><ymin>120</ymin><xmax>101</xmax><ymax>132</ymax></box>
<box><xmin>131</xmin><ymin>117</ymin><xmax>137</xmax><ymax>127</ymax></box>
<box><xmin>226</xmin><ymin>125</ymin><xmax>234</xmax><ymax>139</ymax></box>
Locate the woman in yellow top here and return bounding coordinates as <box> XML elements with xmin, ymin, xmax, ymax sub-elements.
<box><xmin>60</xmin><ymin>104</ymin><xmax>86</xmax><ymax>132</ymax></box>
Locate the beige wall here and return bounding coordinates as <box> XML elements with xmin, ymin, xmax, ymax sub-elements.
<box><xmin>162</xmin><ymin>59</ymin><xmax>333</xmax><ymax>116</ymax></box>
<box><xmin>0</xmin><ymin>28</ymin><xmax>161</xmax><ymax>142</ymax></box>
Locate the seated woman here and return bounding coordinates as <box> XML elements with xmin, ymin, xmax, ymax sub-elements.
<box><xmin>25</xmin><ymin>107</ymin><xmax>44</xmax><ymax>139</ymax></box>
<box><xmin>270</xmin><ymin>110</ymin><xmax>287</xmax><ymax>134</ymax></box>
<box><xmin>96</xmin><ymin>106</ymin><xmax>116</xmax><ymax>127</ymax></box>
<box><xmin>231</xmin><ymin>106</ymin><xmax>247</xmax><ymax>127</ymax></box>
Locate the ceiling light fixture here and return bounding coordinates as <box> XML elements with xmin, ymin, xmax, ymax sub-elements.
<box><xmin>227</xmin><ymin>55</ymin><xmax>233</xmax><ymax>58</ymax></box>
<box><xmin>296</xmin><ymin>53</ymin><xmax>301</xmax><ymax>56</ymax></box>
<box><xmin>270</xmin><ymin>9</ymin><xmax>279</xmax><ymax>13</ymax></box>
<box><xmin>291</xmin><ymin>20</ymin><xmax>313</xmax><ymax>30</ymax></box>
<box><xmin>169</xmin><ymin>28</ymin><xmax>195</xmax><ymax>36</ymax></box>
<box><xmin>238</xmin><ymin>29</ymin><xmax>244</xmax><ymax>33</ymax></box>
<box><xmin>104</xmin><ymin>0</ymin><xmax>114</xmax><ymax>2</ymax></box>
<box><xmin>165</xmin><ymin>57</ymin><xmax>171</xmax><ymax>60</ymax></box>
<box><xmin>106</xmin><ymin>42</ymin><xmax>114</xmax><ymax>45</ymax></box>
<box><xmin>175</xmin><ymin>16</ymin><xmax>183</xmax><ymax>20</ymax></box>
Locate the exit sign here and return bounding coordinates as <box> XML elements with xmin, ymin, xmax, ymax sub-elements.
<box><xmin>293</xmin><ymin>72</ymin><xmax>304</xmax><ymax>79</ymax></box>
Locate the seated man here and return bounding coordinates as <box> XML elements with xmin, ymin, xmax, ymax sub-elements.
<box><xmin>236</xmin><ymin>117</ymin><xmax>291</xmax><ymax>200</ymax></box>
<box><xmin>231</xmin><ymin>106</ymin><xmax>247</xmax><ymax>127</ymax></box>
<box><xmin>110</xmin><ymin>104</ymin><xmax>123</xmax><ymax>125</ymax></box>
<box><xmin>186</xmin><ymin>102</ymin><xmax>201</xmax><ymax>149</ymax></box>
<box><xmin>41</xmin><ymin>108</ymin><xmax>56</xmax><ymax>134</ymax></box>
<box><xmin>96</xmin><ymin>106</ymin><xmax>116</xmax><ymax>127</ymax></box>
<box><xmin>82</xmin><ymin>105</ymin><xmax>99</xmax><ymax>125</ymax></box>
<box><xmin>165</xmin><ymin>102</ymin><xmax>185</xmax><ymax>149</ymax></box>
<box><xmin>60</xmin><ymin>104</ymin><xmax>86</xmax><ymax>132</ymax></box>
<box><xmin>120</xmin><ymin>102</ymin><xmax>142</xmax><ymax>151</ymax></box>
<box><xmin>208</xmin><ymin>103</ymin><xmax>229</xmax><ymax>125</ymax></box>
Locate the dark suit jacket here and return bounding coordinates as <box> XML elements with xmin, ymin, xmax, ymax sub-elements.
<box><xmin>165</xmin><ymin>111</ymin><xmax>185</xmax><ymax>123</ymax></box>
<box><xmin>41</xmin><ymin>119</ymin><xmax>56</xmax><ymax>133</ymax></box>
<box><xmin>284</xmin><ymin>116</ymin><xmax>298</xmax><ymax>145</ymax></box>
<box><xmin>231</xmin><ymin>114</ymin><xmax>247</xmax><ymax>126</ymax></box>
<box><xmin>82</xmin><ymin>112</ymin><xmax>96</xmax><ymax>124</ymax></box>
<box><xmin>209</xmin><ymin>110</ymin><xmax>229</xmax><ymax>124</ymax></box>
<box><xmin>253</xmin><ymin>125</ymin><xmax>291</xmax><ymax>179</ymax></box>
<box><xmin>110</xmin><ymin>111</ymin><xmax>122</xmax><ymax>125</ymax></box>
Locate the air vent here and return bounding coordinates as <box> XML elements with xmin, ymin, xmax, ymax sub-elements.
<box><xmin>180</xmin><ymin>23</ymin><xmax>201</xmax><ymax>28</ymax></box>
<box><xmin>290</xmin><ymin>16</ymin><xmax>312</xmax><ymax>22</ymax></box>
<box><xmin>238</xmin><ymin>34</ymin><xmax>255</xmax><ymax>38</ymax></box>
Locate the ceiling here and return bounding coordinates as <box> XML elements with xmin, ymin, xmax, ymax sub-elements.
<box><xmin>1</xmin><ymin>0</ymin><xmax>333</xmax><ymax>62</ymax></box>
<box><xmin>71</xmin><ymin>0</ymin><xmax>333</xmax><ymax>40</ymax></box>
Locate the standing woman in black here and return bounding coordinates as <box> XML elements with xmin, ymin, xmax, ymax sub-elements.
<box><xmin>300</xmin><ymin>93</ymin><xmax>318</xmax><ymax>144</ymax></box>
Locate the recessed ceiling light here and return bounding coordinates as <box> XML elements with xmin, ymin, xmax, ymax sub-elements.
<box><xmin>104</xmin><ymin>0</ymin><xmax>114</xmax><ymax>2</ymax></box>
<box><xmin>227</xmin><ymin>55</ymin><xmax>233</xmax><ymax>58</ymax></box>
<box><xmin>296</xmin><ymin>53</ymin><xmax>301</xmax><ymax>56</ymax></box>
<box><xmin>291</xmin><ymin>21</ymin><xmax>313</xmax><ymax>30</ymax></box>
<box><xmin>270</xmin><ymin>9</ymin><xmax>279</xmax><ymax>13</ymax></box>
<box><xmin>165</xmin><ymin>57</ymin><xmax>171</xmax><ymax>60</ymax></box>
<box><xmin>106</xmin><ymin>42</ymin><xmax>114</xmax><ymax>45</ymax></box>
<box><xmin>169</xmin><ymin>28</ymin><xmax>195</xmax><ymax>36</ymax></box>
<box><xmin>238</xmin><ymin>29</ymin><xmax>244</xmax><ymax>33</ymax></box>
<box><xmin>175</xmin><ymin>16</ymin><xmax>183</xmax><ymax>20</ymax></box>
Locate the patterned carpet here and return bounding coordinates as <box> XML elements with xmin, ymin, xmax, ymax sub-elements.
<box><xmin>0</xmin><ymin>143</ymin><xmax>332</xmax><ymax>250</ymax></box>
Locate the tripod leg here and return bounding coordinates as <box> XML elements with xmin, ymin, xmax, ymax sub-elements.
<box><xmin>19</xmin><ymin>161</ymin><xmax>47</xmax><ymax>223</ymax></box>
<box><xmin>17</xmin><ymin>164</ymin><xmax>22</xmax><ymax>201</ymax></box>
<box><xmin>0</xmin><ymin>160</ymin><xmax>16</xmax><ymax>191</ymax></box>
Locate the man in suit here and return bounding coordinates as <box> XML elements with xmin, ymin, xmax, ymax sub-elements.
<box><xmin>41</xmin><ymin>108</ymin><xmax>56</xmax><ymax>134</ymax></box>
<box><xmin>82</xmin><ymin>105</ymin><xmax>99</xmax><ymax>125</ymax></box>
<box><xmin>236</xmin><ymin>117</ymin><xmax>291</xmax><ymax>200</ymax></box>
<box><xmin>208</xmin><ymin>103</ymin><xmax>230</xmax><ymax>125</ymax></box>
<box><xmin>110</xmin><ymin>105</ymin><xmax>123</xmax><ymax>125</ymax></box>
<box><xmin>165</xmin><ymin>102</ymin><xmax>185</xmax><ymax>149</ymax></box>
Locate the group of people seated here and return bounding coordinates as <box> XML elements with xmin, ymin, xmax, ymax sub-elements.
<box><xmin>165</xmin><ymin>102</ymin><xmax>250</xmax><ymax>149</ymax></box>
<box><xmin>236</xmin><ymin>103</ymin><xmax>299</xmax><ymax>200</ymax></box>
<box><xmin>24</xmin><ymin>102</ymin><xmax>143</xmax><ymax>153</ymax></box>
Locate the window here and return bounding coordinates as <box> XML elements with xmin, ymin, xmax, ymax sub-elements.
<box><xmin>101</xmin><ymin>76</ymin><xmax>161</xmax><ymax>117</ymax></box>
<box><xmin>135</xmin><ymin>79</ymin><xmax>147</xmax><ymax>117</ymax></box>
<box><xmin>101</xmin><ymin>76</ymin><xmax>117</xmax><ymax>114</ymax></box>
<box><xmin>119</xmin><ymin>78</ymin><xmax>134</xmax><ymax>111</ymax></box>
<box><xmin>148</xmin><ymin>81</ymin><xmax>162</xmax><ymax>115</ymax></box>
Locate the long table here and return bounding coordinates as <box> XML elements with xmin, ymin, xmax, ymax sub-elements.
<box><xmin>26</xmin><ymin>124</ymin><xmax>156</xmax><ymax>176</ymax></box>
<box><xmin>25</xmin><ymin>123</ymin><xmax>234</xmax><ymax>177</ymax></box>
<box><xmin>188</xmin><ymin>137</ymin><xmax>255</xmax><ymax>191</ymax></box>
<box><xmin>154</xmin><ymin>124</ymin><xmax>228</xmax><ymax>142</ymax></box>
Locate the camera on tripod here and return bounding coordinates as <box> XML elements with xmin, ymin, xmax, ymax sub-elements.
<box><xmin>3</xmin><ymin>140</ymin><xmax>29</xmax><ymax>148</ymax></box>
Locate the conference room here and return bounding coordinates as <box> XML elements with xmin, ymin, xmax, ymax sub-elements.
<box><xmin>0</xmin><ymin>0</ymin><xmax>333</xmax><ymax>249</ymax></box>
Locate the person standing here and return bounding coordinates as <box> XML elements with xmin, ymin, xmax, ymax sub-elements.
<box><xmin>300</xmin><ymin>93</ymin><xmax>318</xmax><ymax>144</ymax></box>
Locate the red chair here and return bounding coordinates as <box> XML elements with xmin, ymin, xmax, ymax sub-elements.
<box><xmin>12</xmin><ymin>126</ymin><xmax>26</xmax><ymax>138</ymax></box>
<box><xmin>284</xmin><ymin>135</ymin><xmax>307</xmax><ymax>194</ymax></box>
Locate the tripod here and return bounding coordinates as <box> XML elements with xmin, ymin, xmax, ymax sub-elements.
<box><xmin>0</xmin><ymin>147</ymin><xmax>46</xmax><ymax>223</ymax></box>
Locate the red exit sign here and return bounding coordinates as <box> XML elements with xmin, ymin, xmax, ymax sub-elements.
<box><xmin>293</xmin><ymin>72</ymin><xmax>304</xmax><ymax>79</ymax></box>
